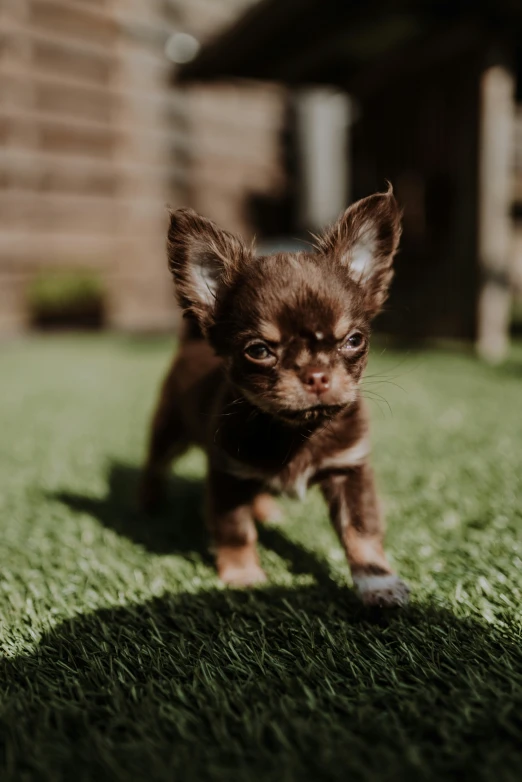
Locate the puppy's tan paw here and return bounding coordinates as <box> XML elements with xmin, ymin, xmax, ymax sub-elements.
<box><xmin>353</xmin><ymin>574</ymin><xmax>410</xmax><ymax>608</ymax></box>
<box><xmin>252</xmin><ymin>493</ymin><xmax>284</xmax><ymax>525</ymax></box>
<box><xmin>219</xmin><ymin>564</ymin><xmax>268</xmax><ymax>588</ymax></box>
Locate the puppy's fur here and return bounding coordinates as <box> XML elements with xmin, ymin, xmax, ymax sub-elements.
<box><xmin>141</xmin><ymin>186</ymin><xmax>409</xmax><ymax>607</ymax></box>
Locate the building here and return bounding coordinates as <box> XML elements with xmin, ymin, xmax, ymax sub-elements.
<box><xmin>0</xmin><ymin>0</ymin><xmax>285</xmax><ymax>332</ymax></box>
<box><xmin>180</xmin><ymin>0</ymin><xmax>522</xmax><ymax>360</ymax></box>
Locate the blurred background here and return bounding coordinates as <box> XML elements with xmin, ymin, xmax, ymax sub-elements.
<box><xmin>1</xmin><ymin>0</ymin><xmax>522</xmax><ymax>361</ymax></box>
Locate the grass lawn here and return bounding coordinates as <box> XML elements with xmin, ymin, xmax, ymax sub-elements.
<box><xmin>1</xmin><ymin>335</ymin><xmax>522</xmax><ymax>781</ymax></box>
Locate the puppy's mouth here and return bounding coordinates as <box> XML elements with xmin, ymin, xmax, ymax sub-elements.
<box><xmin>277</xmin><ymin>404</ymin><xmax>345</xmax><ymax>424</ymax></box>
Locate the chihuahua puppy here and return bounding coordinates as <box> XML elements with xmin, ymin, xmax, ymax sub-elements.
<box><xmin>140</xmin><ymin>186</ymin><xmax>409</xmax><ymax>607</ymax></box>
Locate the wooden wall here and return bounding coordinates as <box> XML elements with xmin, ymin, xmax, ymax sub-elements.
<box><xmin>0</xmin><ymin>0</ymin><xmax>187</xmax><ymax>331</ymax></box>
<box><xmin>180</xmin><ymin>0</ymin><xmax>286</xmax><ymax>238</ymax></box>
<box><xmin>352</xmin><ymin>51</ymin><xmax>482</xmax><ymax>342</ymax></box>
<box><xmin>0</xmin><ymin>0</ymin><xmax>285</xmax><ymax>332</ymax></box>
<box><xmin>186</xmin><ymin>82</ymin><xmax>285</xmax><ymax>237</ymax></box>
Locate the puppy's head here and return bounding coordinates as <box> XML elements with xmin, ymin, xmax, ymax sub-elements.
<box><xmin>167</xmin><ymin>187</ymin><xmax>401</xmax><ymax>424</ymax></box>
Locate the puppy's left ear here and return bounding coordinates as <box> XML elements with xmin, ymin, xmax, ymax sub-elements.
<box><xmin>167</xmin><ymin>208</ymin><xmax>252</xmax><ymax>332</ymax></box>
<box><xmin>315</xmin><ymin>185</ymin><xmax>402</xmax><ymax>317</ymax></box>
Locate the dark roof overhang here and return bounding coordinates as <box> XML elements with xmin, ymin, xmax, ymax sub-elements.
<box><xmin>177</xmin><ymin>0</ymin><xmax>522</xmax><ymax>92</ymax></box>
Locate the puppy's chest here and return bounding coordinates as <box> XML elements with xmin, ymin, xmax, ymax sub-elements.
<box><xmin>214</xmin><ymin>430</ymin><xmax>370</xmax><ymax>499</ymax></box>
<box><xmin>220</xmin><ymin>451</ymin><xmax>314</xmax><ymax>500</ymax></box>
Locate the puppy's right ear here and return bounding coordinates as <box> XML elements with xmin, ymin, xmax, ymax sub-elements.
<box><xmin>167</xmin><ymin>208</ymin><xmax>251</xmax><ymax>330</ymax></box>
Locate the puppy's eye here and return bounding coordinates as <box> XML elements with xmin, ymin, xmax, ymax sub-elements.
<box><xmin>244</xmin><ymin>342</ymin><xmax>273</xmax><ymax>362</ymax></box>
<box><xmin>341</xmin><ymin>332</ymin><xmax>364</xmax><ymax>351</ymax></box>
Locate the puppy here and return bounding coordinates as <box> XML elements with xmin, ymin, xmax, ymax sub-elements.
<box><xmin>140</xmin><ymin>186</ymin><xmax>409</xmax><ymax>607</ymax></box>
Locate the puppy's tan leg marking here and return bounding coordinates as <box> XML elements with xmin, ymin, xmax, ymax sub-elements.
<box><xmin>216</xmin><ymin>544</ymin><xmax>267</xmax><ymax>587</ymax></box>
<box><xmin>252</xmin><ymin>493</ymin><xmax>283</xmax><ymax>524</ymax></box>
<box><xmin>208</xmin><ymin>471</ymin><xmax>267</xmax><ymax>587</ymax></box>
<box><xmin>321</xmin><ymin>465</ymin><xmax>409</xmax><ymax>607</ymax></box>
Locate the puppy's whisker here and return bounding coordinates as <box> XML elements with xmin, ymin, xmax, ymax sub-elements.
<box><xmin>221</xmin><ymin>396</ymin><xmax>246</xmax><ymax>412</ymax></box>
<box><xmin>361</xmin><ymin>390</ymin><xmax>393</xmax><ymax>417</ymax></box>
<box><xmin>362</xmin><ymin>379</ymin><xmax>407</xmax><ymax>393</ymax></box>
<box><xmin>360</xmin><ymin>395</ymin><xmax>387</xmax><ymax>419</ymax></box>
<box><xmin>364</xmin><ymin>356</ymin><xmax>422</xmax><ymax>382</ymax></box>
<box><xmin>246</xmin><ymin>407</ymin><xmax>260</xmax><ymax>424</ymax></box>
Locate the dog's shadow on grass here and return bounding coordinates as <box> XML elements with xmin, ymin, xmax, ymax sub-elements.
<box><xmin>52</xmin><ymin>461</ymin><xmax>209</xmax><ymax>558</ymax></box>
<box><xmin>2</xmin><ymin>584</ymin><xmax>522</xmax><ymax>781</ymax></box>
<box><xmin>51</xmin><ymin>461</ymin><xmax>336</xmax><ymax>585</ymax></box>
<box><xmin>23</xmin><ymin>471</ymin><xmax>522</xmax><ymax>778</ymax></box>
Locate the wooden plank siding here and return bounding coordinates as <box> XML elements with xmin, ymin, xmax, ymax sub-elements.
<box><xmin>0</xmin><ymin>0</ymin><xmax>285</xmax><ymax>332</ymax></box>
<box><xmin>181</xmin><ymin>0</ymin><xmax>286</xmax><ymax>237</ymax></box>
<box><xmin>0</xmin><ymin>0</ymin><xmax>182</xmax><ymax>331</ymax></box>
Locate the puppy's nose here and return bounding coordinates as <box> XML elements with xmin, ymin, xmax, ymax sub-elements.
<box><xmin>302</xmin><ymin>369</ymin><xmax>330</xmax><ymax>395</ymax></box>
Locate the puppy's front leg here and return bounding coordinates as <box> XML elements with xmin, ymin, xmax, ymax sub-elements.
<box><xmin>207</xmin><ymin>470</ymin><xmax>267</xmax><ymax>587</ymax></box>
<box><xmin>321</xmin><ymin>464</ymin><xmax>409</xmax><ymax>607</ymax></box>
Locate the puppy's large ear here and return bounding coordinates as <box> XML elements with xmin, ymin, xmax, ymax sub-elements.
<box><xmin>167</xmin><ymin>208</ymin><xmax>251</xmax><ymax>329</ymax></box>
<box><xmin>315</xmin><ymin>185</ymin><xmax>402</xmax><ymax>317</ymax></box>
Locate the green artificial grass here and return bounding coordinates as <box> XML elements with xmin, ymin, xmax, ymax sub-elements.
<box><xmin>1</xmin><ymin>335</ymin><xmax>522</xmax><ymax>781</ymax></box>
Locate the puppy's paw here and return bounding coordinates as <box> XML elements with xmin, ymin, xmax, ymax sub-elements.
<box><xmin>219</xmin><ymin>563</ymin><xmax>268</xmax><ymax>588</ymax></box>
<box><xmin>216</xmin><ymin>544</ymin><xmax>268</xmax><ymax>588</ymax></box>
<box><xmin>252</xmin><ymin>493</ymin><xmax>284</xmax><ymax>525</ymax></box>
<box><xmin>353</xmin><ymin>574</ymin><xmax>410</xmax><ymax>608</ymax></box>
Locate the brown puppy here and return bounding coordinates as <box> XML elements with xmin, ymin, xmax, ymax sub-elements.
<box><xmin>141</xmin><ymin>186</ymin><xmax>409</xmax><ymax>607</ymax></box>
